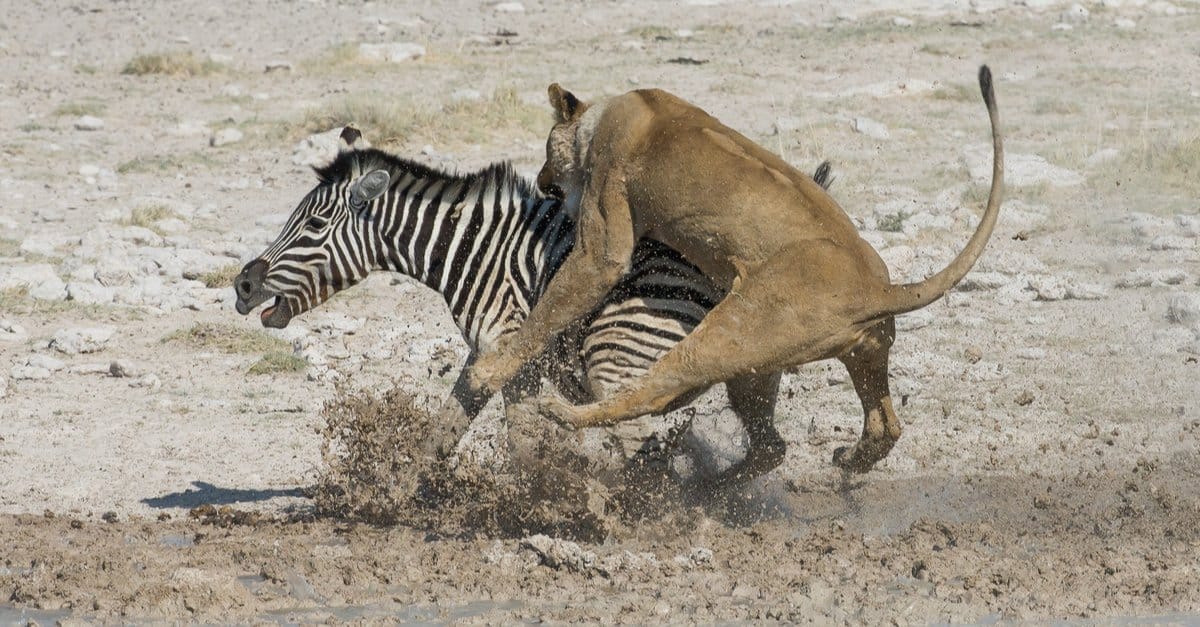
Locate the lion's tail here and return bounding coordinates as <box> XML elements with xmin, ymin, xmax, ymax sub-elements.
<box><xmin>865</xmin><ymin>65</ymin><xmax>1004</xmax><ymax>320</ymax></box>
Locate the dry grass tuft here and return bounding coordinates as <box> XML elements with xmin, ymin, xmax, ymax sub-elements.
<box><xmin>121</xmin><ymin>51</ymin><xmax>223</xmax><ymax>77</ymax></box>
<box><xmin>247</xmin><ymin>352</ymin><xmax>307</xmax><ymax>375</ymax></box>
<box><xmin>162</xmin><ymin>322</ymin><xmax>289</xmax><ymax>354</ymax></box>
<box><xmin>120</xmin><ymin>204</ymin><xmax>177</xmax><ymax>235</ymax></box>
<box><xmin>198</xmin><ymin>264</ymin><xmax>242</xmax><ymax>289</ymax></box>
<box><xmin>53</xmin><ymin>100</ymin><xmax>106</xmax><ymax>117</ymax></box>
<box><xmin>295</xmin><ymin>87</ymin><xmax>545</xmax><ymax>147</ymax></box>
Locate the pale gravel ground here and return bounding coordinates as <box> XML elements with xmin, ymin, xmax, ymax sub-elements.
<box><xmin>0</xmin><ymin>0</ymin><xmax>1199</xmax><ymax>622</ymax></box>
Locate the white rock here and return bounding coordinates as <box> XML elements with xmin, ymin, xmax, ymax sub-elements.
<box><xmin>0</xmin><ymin>375</ymin><xmax>6</xmax><ymax>399</ymax></box>
<box><xmin>957</xmin><ymin>271</ymin><xmax>1012</xmax><ymax>291</ymax></box>
<box><xmin>1016</xmin><ymin>347</ymin><xmax>1047</xmax><ymax>360</ymax></box>
<box><xmin>153</xmin><ymin>218</ymin><xmax>189</xmax><ymax>235</ymax></box>
<box><xmin>493</xmin><ymin>1</ymin><xmax>525</xmax><ymax>11</ymax></box>
<box><xmin>1113</xmin><ymin>18</ymin><xmax>1137</xmax><ymax>29</ymax></box>
<box><xmin>0</xmin><ymin>320</ymin><xmax>28</xmax><ymax>343</ymax></box>
<box><xmin>210</xmin><ymin>128</ymin><xmax>244</xmax><ymax>147</ymax></box>
<box><xmin>1166</xmin><ymin>293</ymin><xmax>1200</xmax><ymax>326</ymax></box>
<box><xmin>1174</xmin><ymin>214</ymin><xmax>1200</xmax><ymax>237</ymax></box>
<box><xmin>50</xmin><ymin>327</ymin><xmax>115</xmax><ymax>355</ymax></box>
<box><xmin>451</xmin><ymin>88</ymin><xmax>483</xmax><ymax>102</ymax></box>
<box><xmin>1126</xmin><ymin>212</ymin><xmax>1170</xmax><ymax>238</ymax></box>
<box><xmin>962</xmin><ymin>146</ymin><xmax>1083</xmax><ymax>187</ymax></box>
<box><xmin>11</xmin><ymin>365</ymin><xmax>50</xmax><ymax>381</ymax></box>
<box><xmin>852</xmin><ymin>116</ymin><xmax>890</xmax><ymax>140</ymax></box>
<box><xmin>67</xmin><ymin>282</ymin><xmax>116</xmax><ymax>304</ymax></box>
<box><xmin>310</xmin><ymin>312</ymin><xmax>365</xmax><ymax>336</ymax></box>
<box><xmin>892</xmin><ymin>16</ymin><xmax>914</xmax><ymax>27</ymax></box>
<box><xmin>1051</xmin><ymin>22</ymin><xmax>1073</xmax><ymax>31</ymax></box>
<box><xmin>1115</xmin><ymin>269</ymin><xmax>1191</xmax><ymax>288</ymax></box>
<box><xmin>109</xmin><ymin>360</ymin><xmax>137</xmax><ymax>378</ymax></box>
<box><xmin>357</xmin><ymin>42</ymin><xmax>425</xmax><ymax>64</ymax></box>
<box><xmin>0</xmin><ymin>263</ymin><xmax>68</xmax><ymax>301</ymax></box>
<box><xmin>131</xmin><ymin>373</ymin><xmax>161</xmax><ymax>389</ymax></box>
<box><xmin>27</xmin><ymin>354</ymin><xmax>65</xmax><ymax>372</ymax></box>
<box><xmin>292</xmin><ymin>127</ymin><xmax>371</xmax><ymax>168</ymax></box>
<box><xmin>20</xmin><ymin>233</ymin><xmax>78</xmax><ymax>257</ymax></box>
<box><xmin>79</xmin><ymin>164</ymin><xmax>101</xmax><ymax>177</ymax></box>
<box><xmin>221</xmin><ymin>84</ymin><xmax>244</xmax><ymax>98</ymax></box>
<box><xmin>170</xmin><ymin>120</ymin><xmax>211</xmax><ymax>137</ymax></box>
<box><xmin>1085</xmin><ymin>148</ymin><xmax>1120</xmax><ymax>167</ymax></box>
<box><xmin>1028</xmin><ymin>276</ymin><xmax>1108</xmax><ymax>301</ymax></box>
<box><xmin>74</xmin><ymin>116</ymin><xmax>104</xmax><ymax>131</ymax></box>
<box><xmin>1147</xmin><ymin>1</ymin><xmax>1179</xmax><ymax>16</ymax></box>
<box><xmin>1059</xmin><ymin>3</ymin><xmax>1089</xmax><ymax>23</ymax></box>
<box><xmin>1150</xmin><ymin>235</ymin><xmax>1194</xmax><ymax>251</ymax></box>
<box><xmin>520</xmin><ymin>534</ymin><xmax>598</xmax><ymax>574</ymax></box>
<box><xmin>67</xmin><ymin>363</ymin><xmax>110</xmax><ymax>375</ymax></box>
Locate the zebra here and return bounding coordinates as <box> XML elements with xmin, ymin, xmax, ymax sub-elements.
<box><xmin>234</xmin><ymin>127</ymin><xmax>834</xmax><ymax>474</ymax></box>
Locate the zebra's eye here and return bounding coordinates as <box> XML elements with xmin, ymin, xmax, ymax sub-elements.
<box><xmin>306</xmin><ymin>216</ymin><xmax>327</xmax><ymax>230</ymax></box>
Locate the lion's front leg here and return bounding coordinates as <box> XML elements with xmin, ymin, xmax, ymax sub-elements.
<box><xmin>466</xmin><ymin>172</ymin><xmax>637</xmax><ymax>397</ymax></box>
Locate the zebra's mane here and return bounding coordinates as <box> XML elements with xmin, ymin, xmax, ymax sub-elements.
<box><xmin>313</xmin><ymin>147</ymin><xmax>539</xmax><ymax>202</ymax></box>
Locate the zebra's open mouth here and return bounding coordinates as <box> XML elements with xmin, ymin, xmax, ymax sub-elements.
<box><xmin>257</xmin><ymin>296</ymin><xmax>293</xmax><ymax>329</ymax></box>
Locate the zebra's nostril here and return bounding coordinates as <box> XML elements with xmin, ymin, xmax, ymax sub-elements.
<box><xmin>238</xmin><ymin>280</ymin><xmax>252</xmax><ymax>296</ymax></box>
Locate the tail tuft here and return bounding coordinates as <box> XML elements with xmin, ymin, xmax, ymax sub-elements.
<box><xmin>978</xmin><ymin>65</ymin><xmax>995</xmax><ymax>109</ymax></box>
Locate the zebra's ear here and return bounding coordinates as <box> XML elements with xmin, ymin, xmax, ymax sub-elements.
<box><xmin>338</xmin><ymin>126</ymin><xmax>370</xmax><ymax>153</ymax></box>
<box><xmin>350</xmin><ymin>169</ymin><xmax>390</xmax><ymax>209</ymax></box>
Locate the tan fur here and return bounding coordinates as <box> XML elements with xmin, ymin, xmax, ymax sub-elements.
<box><xmin>471</xmin><ymin>68</ymin><xmax>1004</xmax><ymax>479</ymax></box>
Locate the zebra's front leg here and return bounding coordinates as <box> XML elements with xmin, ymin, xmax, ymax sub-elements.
<box><xmin>427</xmin><ymin>353</ymin><xmax>492</xmax><ymax>460</ymax></box>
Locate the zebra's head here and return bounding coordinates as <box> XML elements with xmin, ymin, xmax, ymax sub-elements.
<box><xmin>234</xmin><ymin>127</ymin><xmax>390</xmax><ymax>328</ymax></box>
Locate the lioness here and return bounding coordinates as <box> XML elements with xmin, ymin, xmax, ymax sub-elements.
<box><xmin>469</xmin><ymin>66</ymin><xmax>1003</xmax><ymax>483</ymax></box>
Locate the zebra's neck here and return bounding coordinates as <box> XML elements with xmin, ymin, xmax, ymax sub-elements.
<box><xmin>361</xmin><ymin>160</ymin><xmax>574</xmax><ymax>348</ymax></box>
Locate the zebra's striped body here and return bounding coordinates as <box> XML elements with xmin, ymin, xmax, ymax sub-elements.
<box><xmin>235</xmin><ymin>131</ymin><xmax>832</xmax><ymax>461</ymax></box>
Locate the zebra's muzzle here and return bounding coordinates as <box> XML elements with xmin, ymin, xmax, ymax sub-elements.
<box><xmin>234</xmin><ymin>259</ymin><xmax>293</xmax><ymax>327</ymax></box>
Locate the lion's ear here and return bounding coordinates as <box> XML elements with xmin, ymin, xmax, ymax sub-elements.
<box><xmin>548</xmin><ymin>83</ymin><xmax>588</xmax><ymax>123</ymax></box>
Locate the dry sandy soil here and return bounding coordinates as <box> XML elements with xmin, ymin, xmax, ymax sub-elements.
<box><xmin>2</xmin><ymin>0</ymin><xmax>1199</xmax><ymax>623</ymax></box>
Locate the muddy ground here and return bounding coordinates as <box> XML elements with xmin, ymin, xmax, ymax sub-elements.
<box><xmin>1</xmin><ymin>0</ymin><xmax>1199</xmax><ymax>623</ymax></box>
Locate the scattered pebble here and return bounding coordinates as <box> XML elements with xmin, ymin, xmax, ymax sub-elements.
<box><xmin>357</xmin><ymin>42</ymin><xmax>425</xmax><ymax>64</ymax></box>
<box><xmin>520</xmin><ymin>534</ymin><xmax>600</xmax><ymax>575</ymax></box>
<box><xmin>964</xmin><ymin>346</ymin><xmax>983</xmax><ymax>364</ymax></box>
<box><xmin>131</xmin><ymin>373</ymin><xmax>162</xmax><ymax>389</ymax></box>
<box><xmin>50</xmin><ymin>327</ymin><xmax>115</xmax><ymax>355</ymax></box>
<box><xmin>1149</xmin><ymin>235</ymin><xmax>1194</xmax><ymax>251</ymax></box>
<box><xmin>210</xmin><ymin>128</ymin><xmax>244</xmax><ymax>147</ymax></box>
<box><xmin>493</xmin><ymin>1</ymin><xmax>525</xmax><ymax>11</ymax></box>
<box><xmin>0</xmin><ymin>320</ymin><xmax>28</xmax><ymax>343</ymax></box>
<box><xmin>292</xmin><ymin>127</ymin><xmax>369</xmax><ymax>167</ymax></box>
<box><xmin>1028</xmin><ymin>276</ymin><xmax>1108</xmax><ymax>301</ymax></box>
<box><xmin>962</xmin><ymin>148</ymin><xmax>1083</xmax><ymax>187</ymax></box>
<box><xmin>264</xmin><ymin>60</ymin><xmax>293</xmax><ymax>73</ymax></box>
<box><xmin>11</xmin><ymin>365</ymin><xmax>51</xmax><ymax>381</ymax></box>
<box><xmin>1115</xmin><ymin>269</ymin><xmax>1190</xmax><ymax>288</ymax></box>
<box><xmin>74</xmin><ymin>115</ymin><xmax>104</xmax><ymax>131</ymax></box>
<box><xmin>27</xmin><ymin>354</ymin><xmax>65</xmax><ymax>372</ymax></box>
<box><xmin>1166</xmin><ymin>293</ymin><xmax>1200</xmax><ymax>326</ymax></box>
<box><xmin>451</xmin><ymin>88</ymin><xmax>483</xmax><ymax>102</ymax></box>
<box><xmin>852</xmin><ymin>116</ymin><xmax>890</xmax><ymax>140</ymax></box>
<box><xmin>1059</xmin><ymin>3</ymin><xmax>1089</xmax><ymax>23</ymax></box>
<box><xmin>0</xmin><ymin>375</ymin><xmax>6</xmax><ymax>399</ymax></box>
<box><xmin>1016</xmin><ymin>347</ymin><xmax>1047</xmax><ymax>360</ymax></box>
<box><xmin>1015</xmin><ymin>390</ymin><xmax>1035</xmax><ymax>406</ymax></box>
<box><xmin>1113</xmin><ymin>17</ymin><xmax>1136</xmax><ymax>29</ymax></box>
<box><xmin>891</xmin><ymin>16</ymin><xmax>914</xmax><ymax>27</ymax></box>
<box><xmin>109</xmin><ymin>360</ymin><xmax>136</xmax><ymax>378</ymax></box>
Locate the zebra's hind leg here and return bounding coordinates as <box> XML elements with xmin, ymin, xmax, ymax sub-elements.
<box><xmin>705</xmin><ymin>372</ymin><xmax>785</xmax><ymax>491</ymax></box>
